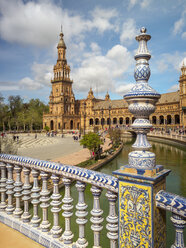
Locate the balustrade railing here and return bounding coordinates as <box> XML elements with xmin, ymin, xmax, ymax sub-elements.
<box><xmin>156</xmin><ymin>190</ymin><xmax>186</xmax><ymax>248</ymax></box>
<box><xmin>0</xmin><ymin>154</ymin><xmax>118</xmax><ymax>248</ymax></box>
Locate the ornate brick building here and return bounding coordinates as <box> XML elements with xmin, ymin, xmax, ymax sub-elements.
<box><xmin>43</xmin><ymin>32</ymin><xmax>186</xmax><ymax>132</ymax></box>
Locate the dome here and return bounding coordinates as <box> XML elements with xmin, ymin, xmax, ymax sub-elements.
<box><xmin>57</xmin><ymin>32</ymin><xmax>66</xmax><ymax>49</ymax></box>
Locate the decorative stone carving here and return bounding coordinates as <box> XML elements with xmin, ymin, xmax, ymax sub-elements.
<box><xmin>5</xmin><ymin>163</ymin><xmax>14</xmax><ymax>215</ymax></box>
<box><xmin>31</xmin><ymin>169</ymin><xmax>41</xmax><ymax>227</ymax></box>
<box><xmin>106</xmin><ymin>190</ymin><xmax>118</xmax><ymax>248</ymax></box>
<box><xmin>90</xmin><ymin>185</ymin><xmax>103</xmax><ymax>248</ymax></box>
<box><xmin>75</xmin><ymin>181</ymin><xmax>88</xmax><ymax>247</ymax></box>
<box><xmin>0</xmin><ymin>162</ymin><xmax>7</xmax><ymax>211</ymax></box>
<box><xmin>13</xmin><ymin>165</ymin><xmax>23</xmax><ymax>218</ymax></box>
<box><xmin>40</xmin><ymin>171</ymin><xmax>51</xmax><ymax>232</ymax></box>
<box><xmin>22</xmin><ymin>167</ymin><xmax>31</xmax><ymax>222</ymax></box>
<box><xmin>171</xmin><ymin>213</ymin><xmax>186</xmax><ymax>248</ymax></box>
<box><xmin>50</xmin><ymin>174</ymin><xmax>62</xmax><ymax>238</ymax></box>
<box><xmin>124</xmin><ymin>27</ymin><xmax>161</xmax><ymax>169</ymax></box>
<box><xmin>61</xmin><ymin>177</ymin><xmax>74</xmax><ymax>244</ymax></box>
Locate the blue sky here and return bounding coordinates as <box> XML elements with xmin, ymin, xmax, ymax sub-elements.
<box><xmin>0</xmin><ymin>0</ymin><xmax>186</xmax><ymax>103</ymax></box>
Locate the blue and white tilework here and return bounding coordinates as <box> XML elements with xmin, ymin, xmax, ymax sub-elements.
<box><xmin>155</xmin><ymin>190</ymin><xmax>186</xmax><ymax>218</ymax></box>
<box><xmin>124</xmin><ymin>27</ymin><xmax>160</xmax><ymax>169</ymax></box>
<box><xmin>0</xmin><ymin>153</ymin><xmax>118</xmax><ymax>192</ymax></box>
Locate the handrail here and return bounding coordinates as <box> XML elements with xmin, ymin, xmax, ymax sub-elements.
<box><xmin>0</xmin><ymin>154</ymin><xmax>118</xmax><ymax>193</ymax></box>
<box><xmin>155</xmin><ymin>190</ymin><xmax>186</xmax><ymax>218</ymax></box>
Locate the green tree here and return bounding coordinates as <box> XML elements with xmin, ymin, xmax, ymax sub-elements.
<box><xmin>80</xmin><ymin>132</ymin><xmax>103</xmax><ymax>159</ymax></box>
<box><xmin>8</xmin><ymin>95</ymin><xmax>24</xmax><ymax>130</ymax></box>
<box><xmin>108</xmin><ymin>129</ymin><xmax>121</xmax><ymax>148</ymax></box>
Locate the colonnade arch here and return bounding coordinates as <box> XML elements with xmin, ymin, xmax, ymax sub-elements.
<box><xmin>113</xmin><ymin>118</ymin><xmax>117</xmax><ymax>125</ymax></box>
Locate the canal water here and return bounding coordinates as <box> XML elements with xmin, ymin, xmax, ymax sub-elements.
<box><xmin>98</xmin><ymin>137</ymin><xmax>186</xmax><ymax>247</ymax></box>
<box><xmin>35</xmin><ymin>137</ymin><xmax>186</xmax><ymax>247</ymax></box>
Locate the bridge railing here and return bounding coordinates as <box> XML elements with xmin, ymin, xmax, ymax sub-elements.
<box><xmin>0</xmin><ymin>154</ymin><xmax>118</xmax><ymax>248</ymax></box>
<box><xmin>156</xmin><ymin>190</ymin><xmax>186</xmax><ymax>248</ymax></box>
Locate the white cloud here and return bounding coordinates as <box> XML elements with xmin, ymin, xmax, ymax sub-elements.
<box><xmin>172</xmin><ymin>8</ymin><xmax>186</xmax><ymax>37</ymax></box>
<box><xmin>19</xmin><ymin>77</ymin><xmax>42</xmax><ymax>90</ymax></box>
<box><xmin>120</xmin><ymin>19</ymin><xmax>138</xmax><ymax>44</ymax></box>
<box><xmin>71</xmin><ymin>44</ymin><xmax>133</xmax><ymax>94</ymax></box>
<box><xmin>173</xmin><ymin>18</ymin><xmax>185</xmax><ymax>35</ymax></box>
<box><xmin>0</xmin><ymin>0</ymin><xmax>118</xmax><ymax>48</ymax></box>
<box><xmin>89</xmin><ymin>7</ymin><xmax>118</xmax><ymax>33</ymax></box>
<box><xmin>156</xmin><ymin>52</ymin><xmax>186</xmax><ymax>73</ymax></box>
<box><xmin>0</xmin><ymin>81</ymin><xmax>19</xmax><ymax>91</ymax></box>
<box><xmin>167</xmin><ymin>84</ymin><xmax>179</xmax><ymax>92</ymax></box>
<box><xmin>128</xmin><ymin>0</ymin><xmax>151</xmax><ymax>9</ymax></box>
<box><xmin>115</xmin><ymin>83</ymin><xmax>135</xmax><ymax>96</ymax></box>
<box><xmin>19</xmin><ymin>63</ymin><xmax>53</xmax><ymax>90</ymax></box>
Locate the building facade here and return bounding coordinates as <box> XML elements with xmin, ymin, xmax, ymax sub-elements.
<box><xmin>43</xmin><ymin>32</ymin><xmax>186</xmax><ymax>132</ymax></box>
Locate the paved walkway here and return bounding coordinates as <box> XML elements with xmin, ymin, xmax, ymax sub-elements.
<box><xmin>52</xmin><ymin>137</ymin><xmax>111</xmax><ymax>165</ymax></box>
<box><xmin>0</xmin><ymin>222</ymin><xmax>43</xmax><ymax>248</ymax></box>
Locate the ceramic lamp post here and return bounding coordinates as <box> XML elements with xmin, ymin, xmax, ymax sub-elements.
<box><xmin>113</xmin><ymin>28</ymin><xmax>170</xmax><ymax>248</ymax></box>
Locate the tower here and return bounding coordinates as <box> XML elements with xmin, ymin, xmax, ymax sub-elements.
<box><xmin>179</xmin><ymin>63</ymin><xmax>186</xmax><ymax>126</ymax></box>
<box><xmin>43</xmin><ymin>31</ymin><xmax>79</xmax><ymax>131</ymax></box>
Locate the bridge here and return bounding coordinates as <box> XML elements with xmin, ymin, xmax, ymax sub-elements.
<box><xmin>0</xmin><ymin>27</ymin><xmax>186</xmax><ymax>248</ymax></box>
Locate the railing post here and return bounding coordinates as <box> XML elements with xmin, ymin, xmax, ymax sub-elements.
<box><xmin>90</xmin><ymin>185</ymin><xmax>103</xmax><ymax>248</ymax></box>
<box><xmin>0</xmin><ymin>162</ymin><xmax>7</xmax><ymax>211</ymax></box>
<box><xmin>75</xmin><ymin>181</ymin><xmax>88</xmax><ymax>248</ymax></box>
<box><xmin>113</xmin><ymin>27</ymin><xmax>171</xmax><ymax>248</ymax></box>
<box><xmin>40</xmin><ymin>171</ymin><xmax>51</xmax><ymax>232</ymax></box>
<box><xmin>170</xmin><ymin>213</ymin><xmax>186</xmax><ymax>248</ymax></box>
<box><xmin>13</xmin><ymin>165</ymin><xmax>23</xmax><ymax>218</ymax></box>
<box><xmin>22</xmin><ymin>167</ymin><xmax>31</xmax><ymax>222</ymax></box>
<box><xmin>50</xmin><ymin>174</ymin><xmax>62</xmax><ymax>238</ymax></box>
<box><xmin>61</xmin><ymin>177</ymin><xmax>74</xmax><ymax>244</ymax></box>
<box><xmin>31</xmin><ymin>169</ymin><xmax>41</xmax><ymax>227</ymax></box>
<box><xmin>106</xmin><ymin>190</ymin><xmax>118</xmax><ymax>248</ymax></box>
<box><xmin>6</xmin><ymin>163</ymin><xmax>14</xmax><ymax>215</ymax></box>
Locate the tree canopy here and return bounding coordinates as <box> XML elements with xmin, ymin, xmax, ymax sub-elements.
<box><xmin>0</xmin><ymin>94</ymin><xmax>49</xmax><ymax>132</ymax></box>
<box><xmin>80</xmin><ymin>132</ymin><xmax>103</xmax><ymax>159</ymax></box>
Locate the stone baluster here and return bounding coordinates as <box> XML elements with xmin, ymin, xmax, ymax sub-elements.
<box><xmin>0</xmin><ymin>162</ymin><xmax>7</xmax><ymax>211</ymax></box>
<box><xmin>61</xmin><ymin>177</ymin><xmax>74</xmax><ymax>244</ymax></box>
<box><xmin>75</xmin><ymin>181</ymin><xmax>88</xmax><ymax>247</ymax></box>
<box><xmin>13</xmin><ymin>165</ymin><xmax>23</xmax><ymax>218</ymax></box>
<box><xmin>40</xmin><ymin>171</ymin><xmax>51</xmax><ymax>232</ymax></box>
<box><xmin>90</xmin><ymin>186</ymin><xmax>103</xmax><ymax>248</ymax></box>
<box><xmin>5</xmin><ymin>163</ymin><xmax>14</xmax><ymax>215</ymax></box>
<box><xmin>106</xmin><ymin>191</ymin><xmax>118</xmax><ymax>248</ymax></box>
<box><xmin>22</xmin><ymin>167</ymin><xmax>31</xmax><ymax>222</ymax></box>
<box><xmin>50</xmin><ymin>174</ymin><xmax>62</xmax><ymax>238</ymax></box>
<box><xmin>170</xmin><ymin>213</ymin><xmax>186</xmax><ymax>248</ymax></box>
<box><xmin>31</xmin><ymin>169</ymin><xmax>41</xmax><ymax>227</ymax></box>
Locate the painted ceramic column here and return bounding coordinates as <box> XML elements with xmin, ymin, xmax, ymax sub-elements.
<box><xmin>113</xmin><ymin>28</ymin><xmax>170</xmax><ymax>248</ymax></box>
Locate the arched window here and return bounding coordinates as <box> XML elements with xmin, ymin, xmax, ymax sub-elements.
<box><xmin>126</xmin><ymin>117</ymin><xmax>130</xmax><ymax>125</ymax></box>
<box><xmin>89</xmin><ymin>119</ymin><xmax>94</xmax><ymax>126</ymax></box>
<box><xmin>160</xmin><ymin>116</ymin><xmax>164</xmax><ymax>125</ymax></box>
<box><xmin>167</xmin><ymin>115</ymin><xmax>172</xmax><ymax>125</ymax></box>
<box><xmin>101</xmin><ymin>118</ymin><xmax>105</xmax><ymax>126</ymax></box>
<box><xmin>152</xmin><ymin>116</ymin><xmax>156</xmax><ymax>124</ymax></box>
<box><xmin>119</xmin><ymin>117</ymin><xmax>123</xmax><ymax>125</ymax></box>
<box><xmin>132</xmin><ymin>117</ymin><xmax>135</xmax><ymax>123</ymax></box>
<box><xmin>175</xmin><ymin>115</ymin><xmax>180</xmax><ymax>124</ymax></box>
<box><xmin>70</xmin><ymin>120</ymin><xmax>73</xmax><ymax>129</ymax></box>
<box><xmin>113</xmin><ymin>118</ymin><xmax>117</xmax><ymax>124</ymax></box>
<box><xmin>107</xmin><ymin>118</ymin><xmax>111</xmax><ymax>125</ymax></box>
<box><xmin>95</xmin><ymin>118</ymin><xmax>99</xmax><ymax>125</ymax></box>
<box><xmin>50</xmin><ymin>120</ymin><xmax>54</xmax><ymax>130</ymax></box>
